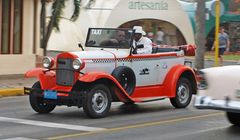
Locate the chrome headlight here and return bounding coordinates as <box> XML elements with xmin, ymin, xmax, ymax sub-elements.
<box><xmin>197</xmin><ymin>71</ymin><xmax>208</xmax><ymax>90</ymax></box>
<box><xmin>73</xmin><ymin>58</ymin><xmax>83</xmax><ymax>70</ymax></box>
<box><xmin>42</xmin><ymin>56</ymin><xmax>54</xmax><ymax>69</ymax></box>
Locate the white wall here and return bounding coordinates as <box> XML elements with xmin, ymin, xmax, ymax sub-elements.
<box><xmin>105</xmin><ymin>0</ymin><xmax>194</xmax><ymax>44</ymax></box>
<box><xmin>0</xmin><ymin>55</ymin><xmax>35</xmax><ymax>75</ymax></box>
<box><xmin>47</xmin><ymin>0</ymin><xmax>195</xmax><ymax>52</ymax></box>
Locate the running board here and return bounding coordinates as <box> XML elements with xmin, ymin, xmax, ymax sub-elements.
<box><xmin>133</xmin><ymin>97</ymin><xmax>167</xmax><ymax>103</ymax></box>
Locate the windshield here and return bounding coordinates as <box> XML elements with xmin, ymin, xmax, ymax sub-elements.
<box><xmin>85</xmin><ymin>28</ymin><xmax>133</xmax><ymax>49</ymax></box>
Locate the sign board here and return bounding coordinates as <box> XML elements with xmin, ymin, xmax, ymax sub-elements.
<box><xmin>210</xmin><ymin>1</ymin><xmax>225</xmax><ymax>17</ymax></box>
<box><xmin>128</xmin><ymin>0</ymin><xmax>168</xmax><ymax>10</ymax></box>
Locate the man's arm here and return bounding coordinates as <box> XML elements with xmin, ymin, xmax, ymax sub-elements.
<box><xmin>137</xmin><ymin>38</ymin><xmax>152</xmax><ymax>54</ymax></box>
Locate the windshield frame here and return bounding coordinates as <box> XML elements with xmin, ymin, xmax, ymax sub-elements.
<box><xmin>85</xmin><ymin>28</ymin><xmax>134</xmax><ymax>49</ymax></box>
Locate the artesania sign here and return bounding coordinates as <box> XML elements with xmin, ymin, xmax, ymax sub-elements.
<box><xmin>128</xmin><ymin>0</ymin><xmax>168</xmax><ymax>10</ymax></box>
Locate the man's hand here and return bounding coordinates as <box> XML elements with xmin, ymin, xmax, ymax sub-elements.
<box><xmin>132</xmin><ymin>47</ymin><xmax>137</xmax><ymax>54</ymax></box>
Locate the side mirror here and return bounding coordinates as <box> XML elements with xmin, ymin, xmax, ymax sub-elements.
<box><xmin>78</xmin><ymin>43</ymin><xmax>84</xmax><ymax>51</ymax></box>
<box><xmin>136</xmin><ymin>44</ymin><xmax>144</xmax><ymax>49</ymax></box>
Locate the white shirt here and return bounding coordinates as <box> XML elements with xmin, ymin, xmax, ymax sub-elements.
<box><xmin>133</xmin><ymin>36</ymin><xmax>152</xmax><ymax>54</ymax></box>
<box><xmin>156</xmin><ymin>31</ymin><xmax>164</xmax><ymax>41</ymax></box>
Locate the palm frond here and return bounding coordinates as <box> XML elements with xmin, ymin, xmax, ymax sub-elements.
<box><xmin>71</xmin><ymin>0</ymin><xmax>81</xmax><ymax>21</ymax></box>
<box><xmin>51</xmin><ymin>0</ymin><xmax>65</xmax><ymax>31</ymax></box>
<box><xmin>85</xmin><ymin>0</ymin><xmax>96</xmax><ymax>8</ymax></box>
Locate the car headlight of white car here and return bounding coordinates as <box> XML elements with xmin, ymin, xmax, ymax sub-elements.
<box><xmin>42</xmin><ymin>56</ymin><xmax>54</xmax><ymax>69</ymax></box>
<box><xmin>197</xmin><ymin>70</ymin><xmax>208</xmax><ymax>90</ymax></box>
<box><xmin>73</xmin><ymin>58</ymin><xmax>84</xmax><ymax>70</ymax></box>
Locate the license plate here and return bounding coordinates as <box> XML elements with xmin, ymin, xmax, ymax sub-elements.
<box><xmin>44</xmin><ymin>90</ymin><xmax>57</xmax><ymax>99</ymax></box>
<box><xmin>235</xmin><ymin>89</ymin><xmax>240</xmax><ymax>98</ymax></box>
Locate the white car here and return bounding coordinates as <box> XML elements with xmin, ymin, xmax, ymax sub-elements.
<box><xmin>24</xmin><ymin>28</ymin><xmax>197</xmax><ymax>118</ymax></box>
<box><xmin>195</xmin><ymin>65</ymin><xmax>240</xmax><ymax>126</ymax></box>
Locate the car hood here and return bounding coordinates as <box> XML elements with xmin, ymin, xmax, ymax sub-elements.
<box><xmin>198</xmin><ymin>65</ymin><xmax>240</xmax><ymax>100</ymax></box>
<box><xmin>201</xmin><ymin>65</ymin><xmax>240</xmax><ymax>74</ymax></box>
<box><xmin>69</xmin><ymin>50</ymin><xmax>129</xmax><ymax>59</ymax></box>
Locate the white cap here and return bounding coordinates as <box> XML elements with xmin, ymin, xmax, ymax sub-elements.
<box><xmin>133</xmin><ymin>26</ymin><xmax>146</xmax><ymax>35</ymax></box>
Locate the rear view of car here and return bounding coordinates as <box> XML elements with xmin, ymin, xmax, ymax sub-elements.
<box><xmin>195</xmin><ymin>65</ymin><xmax>240</xmax><ymax>126</ymax></box>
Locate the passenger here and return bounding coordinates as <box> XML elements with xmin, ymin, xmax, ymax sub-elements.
<box><xmin>115</xmin><ymin>30</ymin><xmax>129</xmax><ymax>48</ymax></box>
<box><xmin>100</xmin><ymin>30</ymin><xmax>129</xmax><ymax>48</ymax></box>
<box><xmin>132</xmin><ymin>26</ymin><xmax>152</xmax><ymax>54</ymax></box>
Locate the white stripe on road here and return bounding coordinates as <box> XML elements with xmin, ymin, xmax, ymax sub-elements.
<box><xmin>2</xmin><ymin>137</ymin><xmax>38</xmax><ymax>140</ymax></box>
<box><xmin>0</xmin><ymin>117</ymin><xmax>106</xmax><ymax>131</ymax></box>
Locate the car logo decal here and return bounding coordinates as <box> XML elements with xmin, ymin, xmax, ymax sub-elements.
<box><xmin>139</xmin><ymin>68</ymin><xmax>150</xmax><ymax>75</ymax></box>
<box><xmin>162</xmin><ymin>63</ymin><xmax>168</xmax><ymax>69</ymax></box>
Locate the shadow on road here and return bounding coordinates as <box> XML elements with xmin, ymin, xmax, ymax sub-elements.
<box><xmin>226</xmin><ymin>125</ymin><xmax>240</xmax><ymax>136</ymax></box>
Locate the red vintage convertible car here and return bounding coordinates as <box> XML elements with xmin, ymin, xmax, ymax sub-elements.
<box><xmin>24</xmin><ymin>28</ymin><xmax>197</xmax><ymax>118</ymax></box>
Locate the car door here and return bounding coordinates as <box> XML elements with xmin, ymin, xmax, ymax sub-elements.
<box><xmin>129</xmin><ymin>55</ymin><xmax>160</xmax><ymax>87</ymax></box>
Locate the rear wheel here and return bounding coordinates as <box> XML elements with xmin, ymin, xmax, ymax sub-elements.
<box><xmin>170</xmin><ymin>77</ymin><xmax>192</xmax><ymax>108</ymax></box>
<box><xmin>29</xmin><ymin>81</ymin><xmax>56</xmax><ymax>113</ymax></box>
<box><xmin>83</xmin><ymin>84</ymin><xmax>111</xmax><ymax>118</ymax></box>
<box><xmin>226</xmin><ymin>112</ymin><xmax>240</xmax><ymax>126</ymax></box>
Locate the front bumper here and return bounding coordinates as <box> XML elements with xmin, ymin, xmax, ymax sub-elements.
<box><xmin>194</xmin><ymin>95</ymin><xmax>240</xmax><ymax>113</ymax></box>
<box><xmin>24</xmin><ymin>87</ymin><xmax>85</xmax><ymax>107</ymax></box>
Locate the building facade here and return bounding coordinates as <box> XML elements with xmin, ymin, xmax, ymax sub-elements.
<box><xmin>180</xmin><ymin>0</ymin><xmax>240</xmax><ymax>51</ymax></box>
<box><xmin>0</xmin><ymin>0</ymin><xmax>42</xmax><ymax>75</ymax></box>
<box><xmin>1</xmin><ymin>0</ymin><xmax>195</xmax><ymax>75</ymax></box>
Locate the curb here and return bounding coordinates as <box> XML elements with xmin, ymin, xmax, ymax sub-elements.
<box><xmin>0</xmin><ymin>88</ymin><xmax>24</xmax><ymax>97</ymax></box>
<box><xmin>185</xmin><ymin>57</ymin><xmax>239</xmax><ymax>63</ymax></box>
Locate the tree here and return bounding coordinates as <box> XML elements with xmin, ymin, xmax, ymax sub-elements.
<box><xmin>40</xmin><ymin>0</ymin><xmax>95</xmax><ymax>56</ymax></box>
<box><xmin>194</xmin><ymin>0</ymin><xmax>206</xmax><ymax>69</ymax></box>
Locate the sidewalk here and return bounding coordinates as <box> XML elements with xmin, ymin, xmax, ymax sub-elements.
<box><xmin>0</xmin><ymin>75</ymin><xmax>37</xmax><ymax>97</ymax></box>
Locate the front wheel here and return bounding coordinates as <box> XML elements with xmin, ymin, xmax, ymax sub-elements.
<box><xmin>29</xmin><ymin>81</ymin><xmax>56</xmax><ymax>113</ymax></box>
<box><xmin>226</xmin><ymin>112</ymin><xmax>240</xmax><ymax>126</ymax></box>
<box><xmin>83</xmin><ymin>84</ymin><xmax>111</xmax><ymax>118</ymax></box>
<box><xmin>170</xmin><ymin>77</ymin><xmax>192</xmax><ymax>108</ymax></box>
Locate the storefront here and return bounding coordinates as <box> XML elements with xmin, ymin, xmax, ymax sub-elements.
<box><xmin>0</xmin><ymin>0</ymin><xmax>42</xmax><ymax>75</ymax></box>
<box><xmin>206</xmin><ymin>0</ymin><xmax>240</xmax><ymax>51</ymax></box>
<box><xmin>180</xmin><ymin>0</ymin><xmax>240</xmax><ymax>51</ymax></box>
<box><xmin>47</xmin><ymin>0</ymin><xmax>194</xmax><ymax>52</ymax></box>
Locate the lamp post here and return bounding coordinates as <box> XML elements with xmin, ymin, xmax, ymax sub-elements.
<box><xmin>214</xmin><ymin>0</ymin><xmax>220</xmax><ymax>66</ymax></box>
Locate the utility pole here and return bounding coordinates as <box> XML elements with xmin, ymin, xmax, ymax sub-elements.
<box><xmin>195</xmin><ymin>0</ymin><xmax>206</xmax><ymax>69</ymax></box>
<box><xmin>214</xmin><ymin>0</ymin><xmax>220</xmax><ymax>66</ymax></box>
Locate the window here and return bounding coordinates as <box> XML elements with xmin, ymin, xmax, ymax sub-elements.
<box><xmin>13</xmin><ymin>0</ymin><xmax>23</xmax><ymax>54</ymax></box>
<box><xmin>1</xmin><ymin>0</ymin><xmax>11</xmax><ymax>54</ymax></box>
<box><xmin>0</xmin><ymin>0</ymin><xmax>23</xmax><ymax>54</ymax></box>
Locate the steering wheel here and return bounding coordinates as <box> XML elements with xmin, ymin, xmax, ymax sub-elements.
<box><xmin>132</xmin><ymin>47</ymin><xmax>137</xmax><ymax>54</ymax></box>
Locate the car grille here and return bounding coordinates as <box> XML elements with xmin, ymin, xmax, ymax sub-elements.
<box><xmin>56</xmin><ymin>58</ymin><xmax>75</xmax><ymax>86</ymax></box>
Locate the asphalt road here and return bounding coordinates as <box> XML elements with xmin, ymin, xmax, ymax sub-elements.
<box><xmin>0</xmin><ymin>96</ymin><xmax>239</xmax><ymax>140</ymax></box>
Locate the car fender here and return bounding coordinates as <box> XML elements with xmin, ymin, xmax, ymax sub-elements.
<box><xmin>25</xmin><ymin>68</ymin><xmax>56</xmax><ymax>89</ymax></box>
<box><xmin>79</xmin><ymin>72</ymin><xmax>138</xmax><ymax>102</ymax></box>
<box><xmin>163</xmin><ymin>65</ymin><xmax>197</xmax><ymax>97</ymax></box>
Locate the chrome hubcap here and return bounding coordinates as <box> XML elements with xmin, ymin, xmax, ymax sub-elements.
<box><xmin>177</xmin><ymin>83</ymin><xmax>189</xmax><ymax>104</ymax></box>
<box><xmin>92</xmin><ymin>91</ymin><xmax>108</xmax><ymax>113</ymax></box>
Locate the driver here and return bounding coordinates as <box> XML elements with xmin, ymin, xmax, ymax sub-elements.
<box><xmin>132</xmin><ymin>26</ymin><xmax>152</xmax><ymax>54</ymax></box>
<box><xmin>115</xmin><ymin>30</ymin><xmax>129</xmax><ymax>48</ymax></box>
